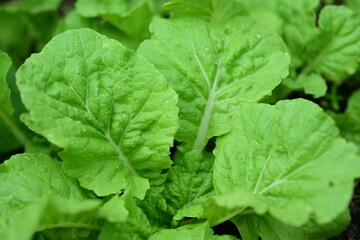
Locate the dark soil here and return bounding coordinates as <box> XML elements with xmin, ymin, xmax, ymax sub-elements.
<box><xmin>331</xmin><ymin>180</ymin><xmax>360</xmax><ymax>240</ymax></box>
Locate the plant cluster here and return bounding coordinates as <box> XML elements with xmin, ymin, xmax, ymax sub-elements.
<box><xmin>1</xmin><ymin>0</ymin><xmax>360</xmax><ymax>239</ymax></box>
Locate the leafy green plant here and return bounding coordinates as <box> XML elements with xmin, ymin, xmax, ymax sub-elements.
<box><xmin>1</xmin><ymin>0</ymin><xmax>360</xmax><ymax>239</ymax></box>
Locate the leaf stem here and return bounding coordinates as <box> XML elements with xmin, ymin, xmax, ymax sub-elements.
<box><xmin>193</xmin><ymin>59</ymin><xmax>222</xmax><ymax>150</ymax></box>
<box><xmin>0</xmin><ymin>111</ymin><xmax>29</xmax><ymax>145</ymax></box>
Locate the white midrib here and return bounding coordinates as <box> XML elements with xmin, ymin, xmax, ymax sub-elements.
<box><xmin>105</xmin><ymin>131</ymin><xmax>138</xmax><ymax>176</ymax></box>
<box><xmin>193</xmin><ymin>59</ymin><xmax>222</xmax><ymax>150</ymax></box>
<box><xmin>0</xmin><ymin>110</ymin><xmax>28</xmax><ymax>145</ymax></box>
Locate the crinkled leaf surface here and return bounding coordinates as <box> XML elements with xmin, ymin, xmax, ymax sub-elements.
<box><xmin>162</xmin><ymin>150</ymin><xmax>214</xmax><ymax>215</ymax></box>
<box><xmin>214</xmin><ymin>99</ymin><xmax>360</xmax><ymax>226</ymax></box>
<box><xmin>138</xmin><ymin>187</ymin><xmax>170</xmax><ymax>227</ymax></box>
<box><xmin>138</xmin><ymin>17</ymin><xmax>290</xmax><ymax>151</ymax></box>
<box><xmin>302</xmin><ymin>6</ymin><xmax>360</xmax><ymax>82</ymax></box>
<box><xmin>163</xmin><ymin>0</ymin><xmax>245</xmax><ymax>23</ymax></box>
<box><xmin>16</xmin><ymin>29</ymin><xmax>179</xmax><ymax>196</ymax></box>
<box><xmin>232</xmin><ymin>210</ymin><xmax>350</xmax><ymax>240</ymax></box>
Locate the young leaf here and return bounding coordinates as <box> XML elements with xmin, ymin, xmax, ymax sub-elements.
<box><xmin>56</xmin><ymin>11</ymin><xmax>140</xmax><ymax>50</ymax></box>
<box><xmin>138</xmin><ymin>187</ymin><xmax>171</xmax><ymax>228</ymax></box>
<box><xmin>98</xmin><ymin>190</ymin><xmax>153</xmax><ymax>240</ymax></box>
<box><xmin>75</xmin><ymin>0</ymin><xmax>154</xmax><ymax>40</ymax></box>
<box><xmin>16</xmin><ymin>29</ymin><xmax>179</xmax><ymax>197</ymax></box>
<box><xmin>138</xmin><ymin>17</ymin><xmax>290</xmax><ymax>151</ymax></box>
<box><xmin>163</xmin><ymin>0</ymin><xmax>245</xmax><ymax>23</ymax></box>
<box><xmin>302</xmin><ymin>6</ymin><xmax>360</xmax><ymax>82</ymax></box>
<box><xmin>214</xmin><ymin>99</ymin><xmax>360</xmax><ymax>226</ymax></box>
<box><xmin>162</xmin><ymin>150</ymin><xmax>214</xmax><ymax>215</ymax></box>
<box><xmin>148</xmin><ymin>222</ymin><xmax>237</xmax><ymax>240</ymax></box>
<box><xmin>334</xmin><ymin>89</ymin><xmax>360</xmax><ymax>151</ymax></box>
<box><xmin>283</xmin><ymin>73</ymin><xmax>327</xmax><ymax>98</ymax></box>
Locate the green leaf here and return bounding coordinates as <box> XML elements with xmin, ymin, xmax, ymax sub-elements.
<box><xmin>0</xmin><ymin>51</ymin><xmax>28</xmax><ymax>154</ymax></box>
<box><xmin>4</xmin><ymin>198</ymin><xmax>105</xmax><ymax>240</ymax></box>
<box><xmin>148</xmin><ymin>222</ymin><xmax>237</xmax><ymax>240</ymax></box>
<box><xmin>97</xmin><ymin>195</ymin><xmax>128</xmax><ymax>223</ymax></box>
<box><xmin>0</xmin><ymin>153</ymin><xmax>101</xmax><ymax>239</ymax></box>
<box><xmin>56</xmin><ymin>10</ymin><xmax>141</xmax><ymax>50</ymax></box>
<box><xmin>16</xmin><ymin>29</ymin><xmax>179</xmax><ymax>197</ymax></box>
<box><xmin>138</xmin><ymin>188</ymin><xmax>171</xmax><ymax>227</ymax></box>
<box><xmin>302</xmin><ymin>6</ymin><xmax>360</xmax><ymax>82</ymax></box>
<box><xmin>162</xmin><ymin>150</ymin><xmax>214</xmax><ymax>215</ymax></box>
<box><xmin>173</xmin><ymin>190</ymin><xmax>267</xmax><ymax>227</ymax></box>
<box><xmin>138</xmin><ymin>17</ymin><xmax>290</xmax><ymax>151</ymax></box>
<box><xmin>0</xmin><ymin>51</ymin><xmax>13</xmax><ymax>116</ymax></box>
<box><xmin>213</xmin><ymin>99</ymin><xmax>360</xmax><ymax>226</ymax></box>
<box><xmin>232</xmin><ymin>210</ymin><xmax>350</xmax><ymax>240</ymax></box>
<box><xmin>163</xmin><ymin>0</ymin><xmax>245</xmax><ymax>23</ymax></box>
<box><xmin>0</xmin><ymin>0</ymin><xmax>62</xmax><ymax>14</ymax></box>
<box><xmin>346</xmin><ymin>0</ymin><xmax>360</xmax><ymax>12</ymax></box>
<box><xmin>0</xmin><ymin>153</ymin><xmax>89</xmax><ymax>206</ymax></box>
<box><xmin>75</xmin><ymin>0</ymin><xmax>154</xmax><ymax>40</ymax></box>
<box><xmin>334</xmin><ymin>89</ymin><xmax>360</xmax><ymax>152</ymax></box>
<box><xmin>283</xmin><ymin>73</ymin><xmax>327</xmax><ymax>98</ymax></box>
<box><xmin>298</xmin><ymin>74</ymin><xmax>327</xmax><ymax>98</ymax></box>
<box><xmin>98</xmin><ymin>190</ymin><xmax>153</xmax><ymax>240</ymax></box>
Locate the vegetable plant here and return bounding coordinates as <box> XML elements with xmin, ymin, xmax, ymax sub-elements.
<box><xmin>1</xmin><ymin>0</ymin><xmax>360</xmax><ymax>239</ymax></box>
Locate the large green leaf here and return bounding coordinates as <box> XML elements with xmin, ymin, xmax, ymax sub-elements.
<box><xmin>16</xmin><ymin>29</ymin><xmax>179</xmax><ymax>197</ymax></box>
<box><xmin>138</xmin><ymin>17</ymin><xmax>290</xmax><ymax>151</ymax></box>
<box><xmin>163</xmin><ymin>0</ymin><xmax>245</xmax><ymax>23</ymax></box>
<box><xmin>232</xmin><ymin>210</ymin><xmax>350</xmax><ymax>240</ymax></box>
<box><xmin>213</xmin><ymin>99</ymin><xmax>360</xmax><ymax>226</ymax></box>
